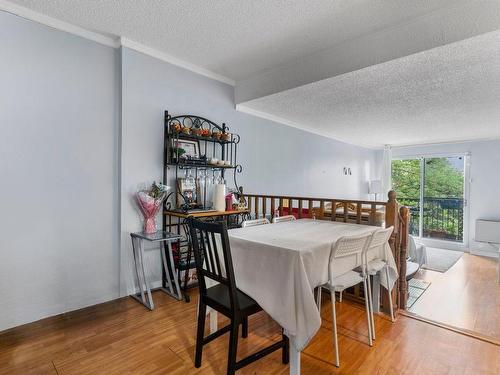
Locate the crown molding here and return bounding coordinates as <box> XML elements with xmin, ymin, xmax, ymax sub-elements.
<box><xmin>236</xmin><ymin>104</ymin><xmax>375</xmax><ymax>149</ymax></box>
<box><xmin>391</xmin><ymin>137</ymin><xmax>500</xmax><ymax>149</ymax></box>
<box><xmin>0</xmin><ymin>0</ymin><xmax>235</xmax><ymax>86</ymax></box>
<box><xmin>0</xmin><ymin>0</ymin><xmax>119</xmax><ymax>47</ymax></box>
<box><xmin>119</xmin><ymin>37</ymin><xmax>235</xmax><ymax>86</ymax></box>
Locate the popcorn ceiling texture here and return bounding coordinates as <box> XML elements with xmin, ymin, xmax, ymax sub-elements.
<box><xmin>8</xmin><ymin>0</ymin><xmax>500</xmax><ymax>147</ymax></box>
<box><xmin>9</xmin><ymin>0</ymin><xmax>459</xmax><ymax>81</ymax></box>
<box><xmin>243</xmin><ymin>30</ymin><xmax>500</xmax><ymax>148</ymax></box>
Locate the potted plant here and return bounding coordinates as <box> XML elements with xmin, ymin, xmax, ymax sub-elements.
<box><xmin>212</xmin><ymin>131</ymin><xmax>222</xmax><ymax>140</ymax></box>
<box><xmin>171</xmin><ymin>147</ymin><xmax>186</xmax><ymax>161</ymax></box>
<box><xmin>193</xmin><ymin>127</ymin><xmax>203</xmax><ymax>136</ymax></box>
<box><xmin>170</xmin><ymin>123</ymin><xmax>181</xmax><ymax>133</ymax></box>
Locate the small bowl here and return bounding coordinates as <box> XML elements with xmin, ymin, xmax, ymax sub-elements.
<box><xmin>209</xmin><ymin>158</ymin><xmax>218</xmax><ymax>165</ymax></box>
<box><xmin>223</xmin><ymin>160</ymin><xmax>230</xmax><ymax>166</ymax></box>
<box><xmin>217</xmin><ymin>160</ymin><xmax>225</xmax><ymax>166</ymax></box>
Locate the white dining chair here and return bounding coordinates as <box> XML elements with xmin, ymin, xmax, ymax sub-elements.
<box><xmin>364</xmin><ymin>226</ymin><xmax>395</xmax><ymax>339</ymax></box>
<box><xmin>317</xmin><ymin>232</ymin><xmax>372</xmax><ymax>367</ymax></box>
<box><xmin>241</xmin><ymin>218</ymin><xmax>270</xmax><ymax>228</ymax></box>
<box><xmin>272</xmin><ymin>215</ymin><xmax>296</xmax><ymax>223</ymax></box>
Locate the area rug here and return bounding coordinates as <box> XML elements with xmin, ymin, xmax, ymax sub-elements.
<box><xmin>407</xmin><ymin>278</ymin><xmax>431</xmax><ymax>309</ymax></box>
<box><xmin>422</xmin><ymin>247</ymin><xmax>463</xmax><ymax>273</ymax></box>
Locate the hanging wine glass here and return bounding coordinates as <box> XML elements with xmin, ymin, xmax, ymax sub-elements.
<box><xmin>214</xmin><ymin>169</ymin><xmax>223</xmax><ymax>185</ymax></box>
<box><xmin>185</xmin><ymin>168</ymin><xmax>195</xmax><ymax>187</ymax></box>
<box><xmin>198</xmin><ymin>169</ymin><xmax>207</xmax><ymax>208</ymax></box>
<box><xmin>205</xmin><ymin>169</ymin><xmax>215</xmax><ymax>209</ymax></box>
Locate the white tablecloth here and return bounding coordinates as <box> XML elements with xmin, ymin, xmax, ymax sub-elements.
<box><xmin>227</xmin><ymin>219</ymin><xmax>398</xmax><ymax>351</ymax></box>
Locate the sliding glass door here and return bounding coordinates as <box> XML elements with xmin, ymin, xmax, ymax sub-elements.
<box><xmin>392</xmin><ymin>155</ymin><xmax>467</xmax><ymax>243</ymax></box>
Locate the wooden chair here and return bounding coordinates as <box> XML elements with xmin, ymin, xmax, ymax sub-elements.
<box><xmin>241</xmin><ymin>218</ymin><xmax>270</xmax><ymax>228</ymax></box>
<box><xmin>188</xmin><ymin>218</ymin><xmax>289</xmax><ymax>375</ymax></box>
<box><xmin>364</xmin><ymin>226</ymin><xmax>395</xmax><ymax>340</ymax></box>
<box><xmin>317</xmin><ymin>232</ymin><xmax>372</xmax><ymax>367</ymax></box>
<box><xmin>272</xmin><ymin>215</ymin><xmax>296</xmax><ymax>223</ymax></box>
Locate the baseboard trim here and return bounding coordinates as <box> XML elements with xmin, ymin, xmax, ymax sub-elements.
<box><xmin>125</xmin><ymin>279</ymin><xmax>163</xmax><ymax>297</ymax></box>
<box><xmin>470</xmin><ymin>248</ymin><xmax>499</xmax><ymax>258</ymax></box>
<box><xmin>400</xmin><ymin>310</ymin><xmax>500</xmax><ymax>346</ymax></box>
<box><xmin>416</xmin><ymin>237</ymin><xmax>467</xmax><ymax>251</ymax></box>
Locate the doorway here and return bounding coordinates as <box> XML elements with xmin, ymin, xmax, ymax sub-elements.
<box><xmin>391</xmin><ymin>154</ymin><xmax>500</xmax><ymax>342</ymax></box>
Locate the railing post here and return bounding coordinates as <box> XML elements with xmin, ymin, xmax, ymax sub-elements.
<box><xmin>383</xmin><ymin>190</ymin><xmax>400</xmax><ymax>316</ymax></box>
<box><xmin>247</xmin><ymin>195</ymin><xmax>252</xmax><ymax>216</ymax></box>
<box><xmin>254</xmin><ymin>196</ymin><xmax>259</xmax><ymax>219</ymax></box>
<box><xmin>356</xmin><ymin>203</ymin><xmax>362</xmax><ymax>224</ymax></box>
<box><xmin>330</xmin><ymin>201</ymin><xmax>336</xmax><ymax>221</ymax></box>
<box><xmin>398</xmin><ymin>206</ymin><xmax>410</xmax><ymax>310</ymax></box>
<box><xmin>319</xmin><ymin>200</ymin><xmax>325</xmax><ymax>220</ymax></box>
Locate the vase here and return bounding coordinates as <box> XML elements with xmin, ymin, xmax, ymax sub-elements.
<box><xmin>136</xmin><ymin>192</ymin><xmax>164</xmax><ymax>234</ymax></box>
<box><xmin>143</xmin><ymin>216</ymin><xmax>157</xmax><ymax>234</ymax></box>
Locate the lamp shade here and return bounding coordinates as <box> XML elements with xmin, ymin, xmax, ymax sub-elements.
<box><xmin>369</xmin><ymin>180</ymin><xmax>382</xmax><ymax>194</ymax></box>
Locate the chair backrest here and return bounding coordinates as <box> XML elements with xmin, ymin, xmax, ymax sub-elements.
<box><xmin>329</xmin><ymin>233</ymin><xmax>371</xmax><ymax>278</ymax></box>
<box><xmin>242</xmin><ymin>218</ymin><xmax>270</xmax><ymax>228</ymax></box>
<box><xmin>365</xmin><ymin>226</ymin><xmax>394</xmax><ymax>262</ymax></box>
<box><xmin>188</xmin><ymin>218</ymin><xmax>240</xmax><ymax>313</ymax></box>
<box><xmin>272</xmin><ymin>215</ymin><xmax>296</xmax><ymax>223</ymax></box>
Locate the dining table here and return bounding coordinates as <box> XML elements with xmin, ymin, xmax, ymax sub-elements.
<box><xmin>209</xmin><ymin>218</ymin><xmax>399</xmax><ymax>374</ymax></box>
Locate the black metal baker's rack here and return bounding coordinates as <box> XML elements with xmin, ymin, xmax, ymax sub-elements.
<box><xmin>162</xmin><ymin>111</ymin><xmax>247</xmax><ymax>302</ymax></box>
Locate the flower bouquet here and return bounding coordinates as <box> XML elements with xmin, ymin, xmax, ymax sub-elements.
<box><xmin>136</xmin><ymin>182</ymin><xmax>169</xmax><ymax>234</ymax></box>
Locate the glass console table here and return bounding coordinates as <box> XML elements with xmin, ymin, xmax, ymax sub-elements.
<box><xmin>130</xmin><ymin>230</ymin><xmax>183</xmax><ymax>310</ymax></box>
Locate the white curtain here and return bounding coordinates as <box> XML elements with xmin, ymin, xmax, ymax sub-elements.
<box><xmin>381</xmin><ymin>145</ymin><xmax>392</xmax><ymax>200</ymax></box>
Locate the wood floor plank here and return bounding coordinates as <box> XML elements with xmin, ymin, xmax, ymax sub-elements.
<box><xmin>1</xmin><ymin>287</ymin><xmax>499</xmax><ymax>374</ymax></box>
<box><xmin>410</xmin><ymin>253</ymin><xmax>500</xmax><ymax>340</ymax></box>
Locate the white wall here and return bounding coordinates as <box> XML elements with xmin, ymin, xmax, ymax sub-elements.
<box><xmin>120</xmin><ymin>47</ymin><xmax>378</xmax><ymax>295</ymax></box>
<box><xmin>0</xmin><ymin>13</ymin><xmax>377</xmax><ymax>330</ymax></box>
<box><xmin>0</xmin><ymin>12</ymin><xmax>120</xmax><ymax>331</ymax></box>
<box><xmin>393</xmin><ymin>140</ymin><xmax>500</xmax><ymax>256</ymax></box>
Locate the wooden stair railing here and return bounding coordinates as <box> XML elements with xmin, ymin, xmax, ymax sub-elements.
<box><xmin>242</xmin><ymin>191</ymin><xmax>410</xmax><ymax>314</ymax></box>
<box><xmin>242</xmin><ymin>194</ymin><xmax>387</xmax><ymax>226</ymax></box>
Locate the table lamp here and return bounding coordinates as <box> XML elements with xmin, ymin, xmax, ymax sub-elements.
<box><xmin>369</xmin><ymin>180</ymin><xmax>382</xmax><ymax>201</ymax></box>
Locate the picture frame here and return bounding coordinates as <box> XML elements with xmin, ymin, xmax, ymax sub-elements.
<box><xmin>172</xmin><ymin>139</ymin><xmax>200</xmax><ymax>159</ymax></box>
<box><xmin>176</xmin><ymin>177</ymin><xmax>199</xmax><ymax>208</ymax></box>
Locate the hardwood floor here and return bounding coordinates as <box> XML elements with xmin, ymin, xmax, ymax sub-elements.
<box><xmin>1</xmin><ymin>289</ymin><xmax>499</xmax><ymax>375</ymax></box>
<box><xmin>410</xmin><ymin>252</ymin><xmax>500</xmax><ymax>340</ymax></box>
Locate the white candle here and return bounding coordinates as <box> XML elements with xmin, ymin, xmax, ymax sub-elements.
<box><xmin>214</xmin><ymin>184</ymin><xmax>226</xmax><ymax>212</ymax></box>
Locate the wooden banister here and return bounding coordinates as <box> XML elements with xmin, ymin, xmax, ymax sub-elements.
<box><xmin>398</xmin><ymin>206</ymin><xmax>410</xmax><ymax>309</ymax></box>
<box><xmin>243</xmin><ymin>193</ymin><xmax>387</xmax><ymax>205</ymax></box>
<box><xmin>242</xmin><ymin>191</ymin><xmax>410</xmax><ymax>313</ymax></box>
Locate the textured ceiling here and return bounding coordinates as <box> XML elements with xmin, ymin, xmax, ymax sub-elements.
<box><xmin>9</xmin><ymin>0</ymin><xmax>460</xmax><ymax>81</ymax></box>
<box><xmin>7</xmin><ymin>0</ymin><xmax>500</xmax><ymax>148</ymax></box>
<box><xmin>242</xmin><ymin>31</ymin><xmax>500</xmax><ymax>148</ymax></box>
